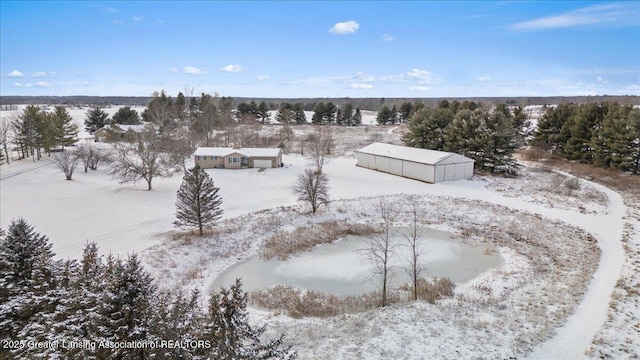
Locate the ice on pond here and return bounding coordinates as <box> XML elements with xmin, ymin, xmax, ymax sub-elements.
<box><xmin>211</xmin><ymin>227</ymin><xmax>502</xmax><ymax>296</ymax></box>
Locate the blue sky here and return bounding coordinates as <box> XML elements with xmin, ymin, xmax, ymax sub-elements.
<box><xmin>1</xmin><ymin>1</ymin><xmax>638</xmax><ymax>98</ymax></box>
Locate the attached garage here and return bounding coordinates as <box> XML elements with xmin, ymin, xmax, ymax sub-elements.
<box><xmin>355</xmin><ymin>143</ymin><xmax>474</xmax><ymax>183</ymax></box>
<box><xmin>253</xmin><ymin>159</ymin><xmax>273</xmax><ymax>168</ymax></box>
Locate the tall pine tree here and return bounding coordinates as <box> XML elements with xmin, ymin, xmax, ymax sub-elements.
<box><xmin>175</xmin><ymin>165</ymin><xmax>224</xmax><ymax>235</ymax></box>
<box><xmin>51</xmin><ymin>106</ymin><xmax>79</xmax><ymax>150</ymax></box>
<box><xmin>198</xmin><ymin>279</ymin><xmax>296</xmax><ymax>359</ymax></box>
<box><xmin>0</xmin><ymin>218</ymin><xmax>57</xmax><ymax>342</ymax></box>
<box><xmin>84</xmin><ymin>107</ymin><xmax>110</xmax><ymax>134</ymax></box>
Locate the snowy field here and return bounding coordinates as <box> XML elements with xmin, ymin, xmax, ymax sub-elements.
<box><xmin>1</xmin><ymin>104</ymin><xmax>638</xmax><ymax>358</ymax></box>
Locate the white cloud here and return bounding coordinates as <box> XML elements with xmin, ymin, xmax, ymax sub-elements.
<box><xmin>510</xmin><ymin>2</ymin><xmax>639</xmax><ymax>31</ymax></box>
<box><xmin>596</xmin><ymin>76</ymin><xmax>608</xmax><ymax>84</ymax></box>
<box><xmin>256</xmin><ymin>75</ymin><xmax>271</xmax><ymax>81</ymax></box>
<box><xmin>157</xmin><ymin>19</ymin><xmax>164</xmax><ymax>24</ymax></box>
<box><xmin>113</xmin><ymin>20</ymin><xmax>123</xmax><ymax>26</ymax></box>
<box><xmin>74</xmin><ymin>81</ymin><xmax>91</xmax><ymax>87</ymax></box>
<box><xmin>32</xmin><ymin>71</ymin><xmax>55</xmax><ymax>78</ymax></box>
<box><xmin>220</xmin><ymin>64</ymin><xmax>245</xmax><ymax>73</ymax></box>
<box><xmin>476</xmin><ymin>76</ymin><xmax>492</xmax><ymax>82</ymax></box>
<box><xmin>102</xmin><ymin>7</ymin><xmax>118</xmax><ymax>13</ymax></box>
<box><xmin>329</xmin><ymin>20</ymin><xmax>360</xmax><ymax>35</ymax></box>
<box><xmin>14</xmin><ymin>82</ymin><xmax>22</xmax><ymax>87</ymax></box>
<box><xmin>349</xmin><ymin>83</ymin><xmax>373</xmax><ymax>89</ymax></box>
<box><xmin>184</xmin><ymin>66</ymin><xmax>207</xmax><ymax>75</ymax></box>
<box><xmin>7</xmin><ymin>70</ymin><xmax>23</xmax><ymax>78</ymax></box>
<box><xmin>381</xmin><ymin>34</ymin><xmax>395</xmax><ymax>42</ymax></box>
<box><xmin>403</xmin><ymin>68</ymin><xmax>435</xmax><ymax>84</ymax></box>
<box><xmin>169</xmin><ymin>68</ymin><xmax>179</xmax><ymax>73</ymax></box>
<box><xmin>353</xmin><ymin>71</ymin><xmax>376</xmax><ymax>83</ymax></box>
<box><xmin>409</xmin><ymin>86</ymin><xmax>430</xmax><ymax>91</ymax></box>
<box><xmin>132</xmin><ymin>16</ymin><xmax>143</xmax><ymax>21</ymax></box>
<box><xmin>25</xmin><ymin>82</ymin><xmax>52</xmax><ymax>88</ymax></box>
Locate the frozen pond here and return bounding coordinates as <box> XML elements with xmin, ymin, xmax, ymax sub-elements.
<box><xmin>211</xmin><ymin>227</ymin><xmax>503</xmax><ymax>296</ymax></box>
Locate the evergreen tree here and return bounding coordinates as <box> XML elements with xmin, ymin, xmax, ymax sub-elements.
<box><xmin>324</xmin><ymin>102</ymin><xmax>337</xmax><ymax>124</ymax></box>
<box><xmin>97</xmin><ymin>254</ymin><xmax>155</xmax><ymax>359</ymax></box>
<box><xmin>175</xmin><ymin>91</ymin><xmax>187</xmax><ymax>121</ymax></box>
<box><xmin>14</xmin><ymin>105</ymin><xmax>49</xmax><ymax>160</ymax></box>
<box><xmin>389</xmin><ymin>105</ymin><xmax>398</xmax><ymax>125</ymax></box>
<box><xmin>591</xmin><ymin>104</ymin><xmax>629</xmax><ymax>168</ymax></box>
<box><xmin>257</xmin><ymin>101</ymin><xmax>270</xmax><ymax>124</ymax></box>
<box><xmin>144</xmin><ymin>90</ymin><xmax>174</xmax><ymax>129</ymax></box>
<box><xmin>293</xmin><ymin>103</ymin><xmax>307</xmax><ymax>125</ymax></box>
<box><xmin>477</xmin><ymin>110</ymin><xmax>520</xmax><ymax>174</ymax></box>
<box><xmin>341</xmin><ymin>103</ymin><xmax>354</xmax><ymax>126</ymax></box>
<box><xmin>376</xmin><ymin>105</ymin><xmax>392</xmax><ymax>125</ymax></box>
<box><xmin>402</xmin><ymin>107</ymin><xmax>453</xmax><ymax>150</ymax></box>
<box><xmin>624</xmin><ymin>109</ymin><xmax>640</xmax><ymax>174</ymax></box>
<box><xmin>512</xmin><ymin>105</ymin><xmax>532</xmax><ymax>147</ymax></box>
<box><xmin>399</xmin><ymin>102</ymin><xmax>413</xmax><ymax>123</ymax></box>
<box><xmin>148</xmin><ymin>290</ymin><xmax>203</xmax><ymax>359</ymax></box>
<box><xmin>174</xmin><ymin>165</ymin><xmax>224</xmax><ymax>235</ymax></box>
<box><xmin>352</xmin><ymin>108</ymin><xmax>362</xmax><ymax>126</ymax></box>
<box><xmin>50</xmin><ymin>106</ymin><xmax>79</xmax><ymax>150</ymax></box>
<box><xmin>276</xmin><ymin>103</ymin><xmax>293</xmax><ymax>124</ymax></box>
<box><xmin>533</xmin><ymin>103</ymin><xmax>575</xmax><ymax>153</ymax></box>
<box><xmin>112</xmin><ymin>106</ymin><xmax>142</xmax><ymax>125</ymax></box>
<box><xmin>198</xmin><ymin>279</ymin><xmax>296</xmax><ymax>359</ymax></box>
<box><xmin>311</xmin><ymin>102</ymin><xmax>326</xmax><ymax>124</ymax></box>
<box><xmin>445</xmin><ymin>109</ymin><xmax>484</xmax><ymax>159</ymax></box>
<box><xmin>84</xmin><ymin>107</ymin><xmax>110</xmax><ymax>134</ymax></box>
<box><xmin>564</xmin><ymin>103</ymin><xmax>604</xmax><ymax>162</ymax></box>
<box><xmin>0</xmin><ymin>218</ymin><xmax>56</xmax><ymax>340</ymax></box>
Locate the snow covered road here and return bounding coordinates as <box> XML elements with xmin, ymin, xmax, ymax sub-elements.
<box><xmin>527</xmin><ymin>179</ymin><xmax>626</xmax><ymax>359</ymax></box>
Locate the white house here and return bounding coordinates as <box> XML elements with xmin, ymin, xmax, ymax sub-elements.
<box><xmin>193</xmin><ymin>145</ymin><xmax>282</xmax><ymax>169</ymax></box>
<box><xmin>355</xmin><ymin>143</ymin><xmax>474</xmax><ymax>183</ymax></box>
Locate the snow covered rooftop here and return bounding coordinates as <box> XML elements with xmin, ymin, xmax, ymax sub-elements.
<box><xmin>113</xmin><ymin>124</ymin><xmax>148</xmax><ymax>133</ymax></box>
<box><xmin>356</xmin><ymin>142</ymin><xmax>474</xmax><ymax>165</ymax></box>
<box><xmin>193</xmin><ymin>147</ymin><xmax>282</xmax><ymax>158</ymax></box>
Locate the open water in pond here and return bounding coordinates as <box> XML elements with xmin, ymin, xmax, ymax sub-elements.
<box><xmin>211</xmin><ymin>227</ymin><xmax>502</xmax><ymax>296</ymax></box>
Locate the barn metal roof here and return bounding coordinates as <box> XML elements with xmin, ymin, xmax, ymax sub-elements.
<box><xmin>356</xmin><ymin>142</ymin><xmax>474</xmax><ymax>165</ymax></box>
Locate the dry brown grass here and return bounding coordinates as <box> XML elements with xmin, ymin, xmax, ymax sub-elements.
<box><xmin>519</xmin><ymin>148</ymin><xmax>640</xmax><ymax>196</ymax></box>
<box><xmin>259</xmin><ymin>221</ymin><xmax>379</xmax><ymax>260</ymax></box>
<box><xmin>482</xmin><ymin>245</ymin><xmax>497</xmax><ymax>255</ymax></box>
<box><xmin>250</xmin><ymin>277</ymin><xmax>455</xmax><ymax>318</ymax></box>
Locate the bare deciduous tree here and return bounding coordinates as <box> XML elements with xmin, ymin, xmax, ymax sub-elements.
<box><xmin>0</xmin><ymin>119</ymin><xmax>12</xmax><ymax>164</ymax></box>
<box><xmin>307</xmin><ymin>126</ymin><xmax>333</xmax><ymax>173</ymax></box>
<box><xmin>403</xmin><ymin>195</ymin><xmax>427</xmax><ymax>301</ymax></box>
<box><xmin>77</xmin><ymin>143</ymin><xmax>109</xmax><ymax>172</ymax></box>
<box><xmin>293</xmin><ymin>168</ymin><xmax>330</xmax><ymax>213</ymax></box>
<box><xmin>363</xmin><ymin>199</ymin><xmax>398</xmax><ymax>307</ymax></box>
<box><xmin>109</xmin><ymin>129</ymin><xmax>177</xmax><ymax>190</ymax></box>
<box><xmin>53</xmin><ymin>151</ymin><xmax>79</xmax><ymax>180</ymax></box>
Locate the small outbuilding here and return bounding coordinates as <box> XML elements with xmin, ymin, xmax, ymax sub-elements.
<box><xmin>193</xmin><ymin>145</ymin><xmax>282</xmax><ymax>169</ymax></box>
<box><xmin>355</xmin><ymin>143</ymin><xmax>474</xmax><ymax>183</ymax></box>
<box><xmin>94</xmin><ymin>124</ymin><xmax>150</xmax><ymax>142</ymax></box>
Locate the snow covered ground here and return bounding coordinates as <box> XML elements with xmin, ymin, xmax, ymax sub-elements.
<box><xmin>1</xmin><ymin>104</ymin><xmax>637</xmax><ymax>358</ymax></box>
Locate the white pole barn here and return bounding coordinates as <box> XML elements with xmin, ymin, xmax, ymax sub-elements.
<box><xmin>355</xmin><ymin>143</ymin><xmax>475</xmax><ymax>183</ymax></box>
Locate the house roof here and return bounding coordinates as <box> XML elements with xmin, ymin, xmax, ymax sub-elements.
<box><xmin>193</xmin><ymin>147</ymin><xmax>282</xmax><ymax>158</ymax></box>
<box><xmin>116</xmin><ymin>124</ymin><xmax>148</xmax><ymax>133</ymax></box>
<box><xmin>96</xmin><ymin>124</ymin><xmax>149</xmax><ymax>133</ymax></box>
<box><xmin>356</xmin><ymin>142</ymin><xmax>474</xmax><ymax>165</ymax></box>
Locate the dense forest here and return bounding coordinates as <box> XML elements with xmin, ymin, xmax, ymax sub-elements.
<box><xmin>533</xmin><ymin>102</ymin><xmax>640</xmax><ymax>174</ymax></box>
